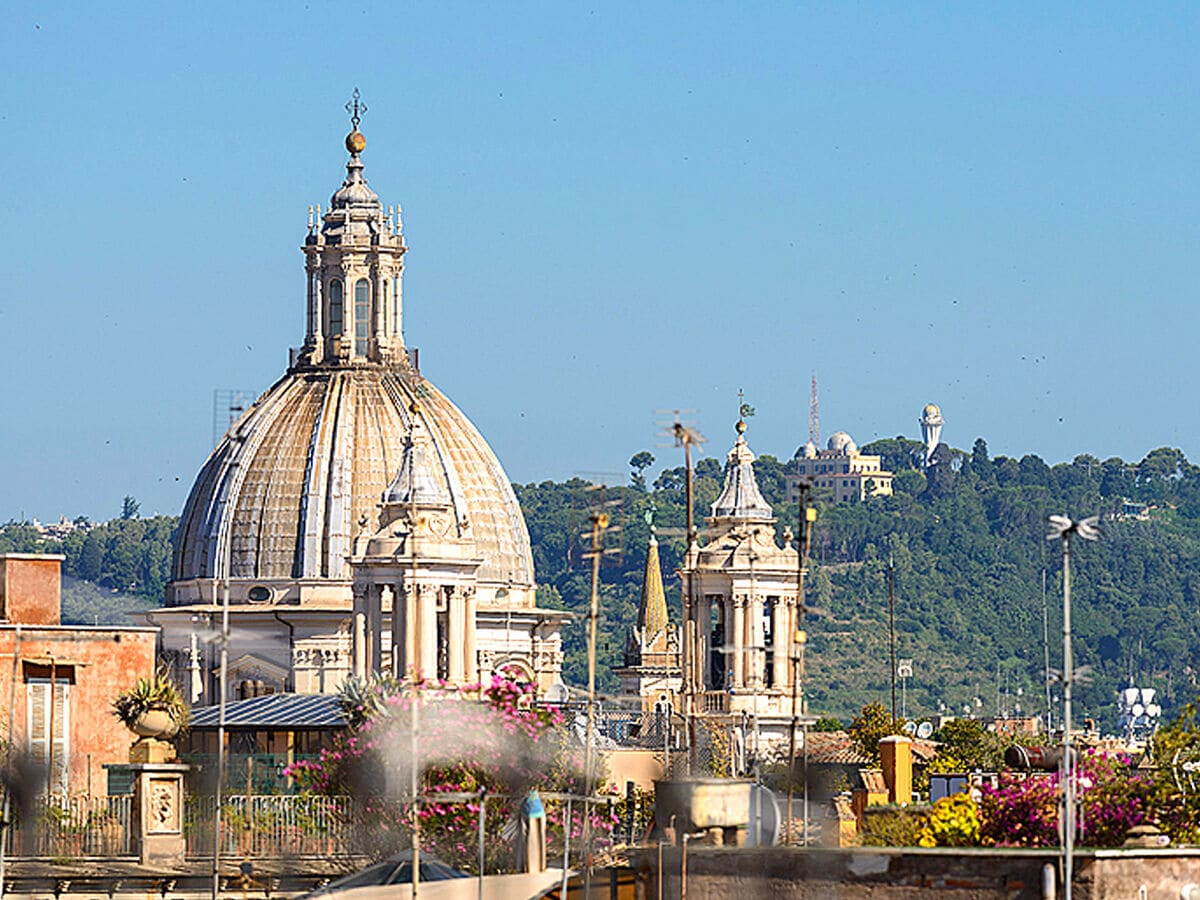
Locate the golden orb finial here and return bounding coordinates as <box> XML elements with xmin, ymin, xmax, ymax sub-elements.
<box><xmin>344</xmin><ymin>88</ymin><xmax>367</xmax><ymax>154</ymax></box>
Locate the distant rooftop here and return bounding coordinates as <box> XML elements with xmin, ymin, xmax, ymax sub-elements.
<box><xmin>190</xmin><ymin>693</ymin><xmax>346</xmax><ymax>729</ymax></box>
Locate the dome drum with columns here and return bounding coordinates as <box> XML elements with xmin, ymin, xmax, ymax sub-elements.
<box><xmin>159</xmin><ymin>101</ymin><xmax>565</xmax><ymax>702</ymax></box>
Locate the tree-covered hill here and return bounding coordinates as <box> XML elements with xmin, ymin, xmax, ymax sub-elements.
<box><xmin>518</xmin><ymin>439</ymin><xmax>1200</xmax><ymax>729</ymax></box>
<box><xmin>7</xmin><ymin>438</ymin><xmax>1200</xmax><ymax>728</ymax></box>
<box><xmin>0</xmin><ymin>505</ymin><xmax>175</xmax><ymax>624</ymax></box>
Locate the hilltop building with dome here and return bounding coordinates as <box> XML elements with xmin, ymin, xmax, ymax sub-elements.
<box><xmin>787</xmin><ymin>430</ymin><xmax>894</xmax><ymax>503</ymax></box>
<box><xmin>158</xmin><ymin>106</ymin><xmax>565</xmax><ymax>702</ymax></box>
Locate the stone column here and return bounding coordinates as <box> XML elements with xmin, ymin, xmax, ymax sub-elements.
<box><xmin>447</xmin><ymin>587</ymin><xmax>465</xmax><ymax>683</ymax></box>
<box><xmin>405</xmin><ymin>583</ymin><xmax>418</xmax><ymax>680</ymax></box>
<box><xmin>339</xmin><ymin>260</ymin><xmax>354</xmax><ymax>361</ymax></box>
<box><xmin>351</xmin><ymin>583</ymin><xmax>369</xmax><ymax>678</ymax></box>
<box><xmin>686</xmin><ymin>600</ymin><xmax>696</xmax><ymax>696</ymax></box>
<box><xmin>697</xmin><ymin>595</ymin><xmax>710</xmax><ymax>691</ymax></box>
<box><xmin>373</xmin><ymin>268</ymin><xmax>385</xmax><ymax>357</ymax></box>
<box><xmin>313</xmin><ymin>268</ymin><xmax>324</xmax><ymax>360</ymax></box>
<box><xmin>464</xmin><ymin>587</ymin><xmax>478</xmax><ymax>684</ymax></box>
<box><xmin>772</xmin><ymin>598</ymin><xmax>788</xmax><ymax>690</ymax></box>
<box><xmin>394</xmin><ymin>273</ymin><xmax>403</xmax><ymax>342</ymax></box>
<box><xmin>352</xmin><ymin>585</ymin><xmax>367</xmax><ymax>679</ymax></box>
<box><xmin>732</xmin><ymin>595</ymin><xmax>745</xmax><ymax>688</ymax></box>
<box><xmin>366</xmin><ymin>583</ymin><xmax>382</xmax><ymax>676</ymax></box>
<box><xmin>129</xmin><ymin>763</ymin><xmax>190</xmax><ymax>866</ymax></box>
<box><xmin>392</xmin><ymin>580</ymin><xmax>408</xmax><ymax>679</ymax></box>
<box><xmin>749</xmin><ymin>594</ymin><xmax>764</xmax><ymax>687</ymax></box>
<box><xmin>419</xmin><ymin>585</ymin><xmax>437</xmax><ymax>680</ymax></box>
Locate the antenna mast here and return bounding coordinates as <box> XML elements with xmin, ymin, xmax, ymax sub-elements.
<box><xmin>809</xmin><ymin>374</ymin><xmax>819</xmax><ymax>448</ymax></box>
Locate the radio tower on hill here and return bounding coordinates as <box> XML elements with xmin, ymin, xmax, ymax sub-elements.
<box><xmin>809</xmin><ymin>374</ymin><xmax>820</xmax><ymax>447</ymax></box>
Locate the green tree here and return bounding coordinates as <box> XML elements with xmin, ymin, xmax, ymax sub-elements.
<box><xmin>848</xmin><ymin>701</ymin><xmax>903</xmax><ymax>764</ymax></box>
<box><xmin>120</xmin><ymin>496</ymin><xmax>140</xmax><ymax>520</ymax></box>
<box><xmin>629</xmin><ymin>451</ymin><xmax>655</xmax><ymax>492</ymax></box>
<box><xmin>929</xmin><ymin>718</ymin><xmax>1004</xmax><ymax>772</ymax></box>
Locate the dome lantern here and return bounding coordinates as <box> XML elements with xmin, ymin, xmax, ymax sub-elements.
<box><xmin>298</xmin><ymin>89</ymin><xmax>408</xmax><ymax>369</ymax></box>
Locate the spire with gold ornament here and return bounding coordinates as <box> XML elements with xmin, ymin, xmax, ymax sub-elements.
<box><xmin>709</xmin><ymin>404</ymin><xmax>774</xmax><ymax>523</ymax></box>
<box><xmin>616</xmin><ymin>507</ymin><xmax>682</xmax><ymax>707</ymax></box>
<box><xmin>637</xmin><ymin>512</ymin><xmax>669</xmax><ymax>638</ymax></box>
<box><xmin>298</xmin><ymin>88</ymin><xmax>408</xmax><ymax>369</ymax></box>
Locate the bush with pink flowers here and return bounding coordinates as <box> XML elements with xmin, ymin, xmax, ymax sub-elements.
<box><xmin>285</xmin><ymin>676</ymin><xmax>614</xmax><ymax>872</ymax></box>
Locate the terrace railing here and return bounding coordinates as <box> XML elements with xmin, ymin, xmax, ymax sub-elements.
<box><xmin>2</xmin><ymin>794</ymin><xmax>134</xmax><ymax>858</ymax></box>
<box><xmin>185</xmin><ymin>794</ymin><xmax>354</xmax><ymax>859</ymax></box>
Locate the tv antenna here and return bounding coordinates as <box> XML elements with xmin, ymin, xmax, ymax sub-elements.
<box><xmin>809</xmin><ymin>374</ymin><xmax>819</xmax><ymax>448</ymax></box>
<box><xmin>569</xmin><ymin>473</ymin><xmax>625</xmax><ymax>568</ymax></box>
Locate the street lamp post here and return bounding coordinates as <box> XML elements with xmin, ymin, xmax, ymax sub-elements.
<box><xmin>1046</xmin><ymin>515</ymin><xmax>1099</xmax><ymax>900</ymax></box>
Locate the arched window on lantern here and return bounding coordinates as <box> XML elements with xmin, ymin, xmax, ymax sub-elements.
<box><xmin>328</xmin><ymin>279</ymin><xmax>344</xmax><ymax>337</ymax></box>
<box><xmin>354</xmin><ymin>279</ymin><xmax>371</xmax><ymax>356</ymax></box>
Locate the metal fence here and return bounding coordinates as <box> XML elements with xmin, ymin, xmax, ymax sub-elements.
<box><xmin>3</xmin><ymin>794</ymin><xmax>134</xmax><ymax>858</ymax></box>
<box><xmin>180</xmin><ymin>789</ymin><xmax>647</xmax><ymax>871</ymax></box>
<box><xmin>185</xmin><ymin>795</ymin><xmax>354</xmax><ymax>858</ymax></box>
<box><xmin>180</xmin><ymin>753</ymin><xmax>323</xmax><ymax>794</ymax></box>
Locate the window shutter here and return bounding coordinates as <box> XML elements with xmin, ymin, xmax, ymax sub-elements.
<box><xmin>26</xmin><ymin>681</ymin><xmax>69</xmax><ymax>795</ymax></box>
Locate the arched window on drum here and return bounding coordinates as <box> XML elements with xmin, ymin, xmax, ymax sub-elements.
<box><xmin>354</xmin><ymin>279</ymin><xmax>371</xmax><ymax>356</ymax></box>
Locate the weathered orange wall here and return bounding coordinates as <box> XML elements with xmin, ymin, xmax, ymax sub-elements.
<box><xmin>0</xmin><ymin>627</ymin><xmax>158</xmax><ymax>796</ymax></box>
<box><xmin>606</xmin><ymin>749</ymin><xmax>665</xmax><ymax>793</ymax></box>
<box><xmin>0</xmin><ymin>554</ymin><xmax>64</xmax><ymax>625</ymax></box>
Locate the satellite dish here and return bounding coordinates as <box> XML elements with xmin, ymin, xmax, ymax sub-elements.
<box><xmin>247</xmin><ymin>585</ymin><xmax>272</xmax><ymax>603</ymax></box>
<box><xmin>544</xmin><ymin>683</ymin><xmax>569</xmax><ymax>703</ymax></box>
<box><xmin>917</xmin><ymin>721</ymin><xmax>934</xmax><ymax>739</ymax></box>
<box><xmin>1147</xmin><ymin>704</ymin><xmax>1162</xmax><ymax>718</ymax></box>
<box><xmin>1132</xmin><ymin>703</ymin><xmax>1146</xmax><ymax>718</ymax></box>
<box><xmin>903</xmin><ymin>721</ymin><xmax>918</xmax><ymax>736</ymax></box>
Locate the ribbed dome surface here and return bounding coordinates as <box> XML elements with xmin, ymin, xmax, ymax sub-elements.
<box><xmin>172</xmin><ymin>367</ymin><xmax>533</xmax><ymax>590</ymax></box>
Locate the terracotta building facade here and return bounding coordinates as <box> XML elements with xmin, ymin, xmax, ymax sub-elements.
<box><xmin>0</xmin><ymin>554</ymin><xmax>157</xmax><ymax>796</ymax></box>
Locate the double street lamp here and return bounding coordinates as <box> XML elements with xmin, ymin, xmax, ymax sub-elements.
<box><xmin>1045</xmin><ymin>514</ymin><xmax>1099</xmax><ymax>900</ymax></box>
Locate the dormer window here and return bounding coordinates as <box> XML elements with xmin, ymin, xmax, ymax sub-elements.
<box><xmin>354</xmin><ymin>279</ymin><xmax>371</xmax><ymax>356</ymax></box>
<box><xmin>329</xmin><ymin>280</ymin><xmax>344</xmax><ymax>337</ymax></box>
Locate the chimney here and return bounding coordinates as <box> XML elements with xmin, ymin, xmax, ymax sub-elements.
<box><xmin>879</xmin><ymin>735</ymin><xmax>913</xmax><ymax>805</ymax></box>
<box><xmin>0</xmin><ymin>554</ymin><xmax>64</xmax><ymax>625</ymax></box>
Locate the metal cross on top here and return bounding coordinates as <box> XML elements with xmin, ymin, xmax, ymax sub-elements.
<box><xmin>737</xmin><ymin>387</ymin><xmax>755</xmax><ymax>422</ymax></box>
<box><xmin>346</xmin><ymin>88</ymin><xmax>367</xmax><ymax>130</ymax></box>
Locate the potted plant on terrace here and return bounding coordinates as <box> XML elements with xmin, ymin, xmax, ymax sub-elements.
<box><xmin>112</xmin><ymin>670</ymin><xmax>190</xmax><ymax>762</ymax></box>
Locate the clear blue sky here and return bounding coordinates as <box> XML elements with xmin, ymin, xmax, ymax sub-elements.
<box><xmin>2</xmin><ymin>2</ymin><xmax>1198</xmax><ymax>522</ymax></box>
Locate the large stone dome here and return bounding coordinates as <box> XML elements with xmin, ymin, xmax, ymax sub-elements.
<box><xmin>166</xmin><ymin>110</ymin><xmax>535</xmax><ymax>612</ymax></box>
<box><xmin>157</xmin><ymin>104</ymin><xmax>561</xmax><ymax>701</ymax></box>
<box><xmin>170</xmin><ymin>367</ymin><xmax>534</xmax><ymax>602</ymax></box>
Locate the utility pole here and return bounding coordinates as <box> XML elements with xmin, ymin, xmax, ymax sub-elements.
<box><xmin>211</xmin><ymin>581</ymin><xmax>230</xmax><ymax>900</ymax></box>
<box><xmin>1042</xmin><ymin>568</ymin><xmax>1053</xmax><ymax>734</ymax></box>
<box><xmin>787</xmin><ymin>481</ymin><xmax>814</xmax><ymax>845</ymax></box>
<box><xmin>670</xmin><ymin>414</ymin><xmax>704</xmax><ymax>774</ymax></box>
<box><xmin>1046</xmin><ymin>515</ymin><xmax>1100</xmax><ymax>900</ymax></box>
<box><xmin>582</xmin><ymin>510</ymin><xmax>608</xmax><ymax>896</ymax></box>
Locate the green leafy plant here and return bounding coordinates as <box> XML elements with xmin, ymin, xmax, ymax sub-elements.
<box><xmin>847</xmin><ymin>702</ymin><xmax>904</xmax><ymax>765</ymax></box>
<box><xmin>860</xmin><ymin>804</ymin><xmax>928</xmax><ymax>847</ymax></box>
<box><xmin>112</xmin><ymin>669</ymin><xmax>190</xmax><ymax>733</ymax></box>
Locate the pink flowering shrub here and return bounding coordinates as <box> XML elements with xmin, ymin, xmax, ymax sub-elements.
<box><xmin>978</xmin><ymin>773</ymin><xmax>1060</xmax><ymax>847</ymax></box>
<box><xmin>285</xmin><ymin>676</ymin><xmax>612</xmax><ymax>872</ymax></box>
<box><xmin>978</xmin><ymin>750</ymin><xmax>1157</xmax><ymax>848</ymax></box>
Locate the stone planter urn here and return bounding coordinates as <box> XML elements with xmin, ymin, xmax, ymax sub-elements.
<box><xmin>131</xmin><ymin>709</ymin><xmax>180</xmax><ymax>739</ymax></box>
